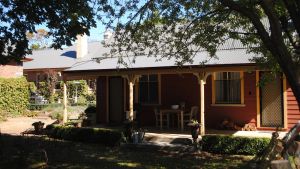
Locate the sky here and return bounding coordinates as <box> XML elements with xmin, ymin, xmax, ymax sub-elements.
<box><xmin>87</xmin><ymin>20</ymin><xmax>106</xmax><ymax>42</ymax></box>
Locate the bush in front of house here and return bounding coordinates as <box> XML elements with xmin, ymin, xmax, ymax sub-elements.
<box><xmin>38</xmin><ymin>81</ymin><xmax>51</xmax><ymax>99</ymax></box>
<box><xmin>201</xmin><ymin>135</ymin><xmax>270</xmax><ymax>155</ymax></box>
<box><xmin>66</xmin><ymin>80</ymin><xmax>89</xmax><ymax>99</ymax></box>
<box><xmin>45</xmin><ymin>125</ymin><xmax>123</xmax><ymax>146</ymax></box>
<box><xmin>28</xmin><ymin>82</ymin><xmax>37</xmax><ymax>93</ymax></box>
<box><xmin>0</xmin><ymin>77</ymin><xmax>29</xmax><ymax>115</ymax></box>
<box><xmin>0</xmin><ymin>109</ymin><xmax>9</xmax><ymax>121</ymax></box>
<box><xmin>84</xmin><ymin>105</ymin><xmax>96</xmax><ymax>114</ymax></box>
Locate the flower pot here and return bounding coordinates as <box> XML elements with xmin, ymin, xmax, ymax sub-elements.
<box><xmin>138</xmin><ymin>131</ymin><xmax>145</xmax><ymax>143</ymax></box>
<box><xmin>191</xmin><ymin>126</ymin><xmax>200</xmax><ymax>142</ymax></box>
<box><xmin>188</xmin><ymin>122</ymin><xmax>200</xmax><ymax>143</ymax></box>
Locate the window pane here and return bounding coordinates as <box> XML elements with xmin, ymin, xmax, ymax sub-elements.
<box><xmin>149</xmin><ymin>74</ymin><xmax>158</xmax><ymax>82</ymax></box>
<box><xmin>215</xmin><ymin>72</ymin><xmax>241</xmax><ymax>104</ymax></box>
<box><xmin>139</xmin><ymin>82</ymin><xmax>148</xmax><ymax>103</ymax></box>
<box><xmin>139</xmin><ymin>74</ymin><xmax>159</xmax><ymax>104</ymax></box>
<box><xmin>140</xmin><ymin>75</ymin><xmax>148</xmax><ymax>82</ymax></box>
<box><xmin>149</xmin><ymin>82</ymin><xmax>158</xmax><ymax>103</ymax></box>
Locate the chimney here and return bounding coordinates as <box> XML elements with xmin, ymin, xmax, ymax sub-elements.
<box><xmin>76</xmin><ymin>34</ymin><xmax>88</xmax><ymax>59</ymax></box>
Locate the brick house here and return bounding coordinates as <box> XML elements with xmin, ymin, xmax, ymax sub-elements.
<box><xmin>0</xmin><ymin>58</ymin><xmax>32</xmax><ymax>78</ymax></box>
<box><xmin>23</xmin><ymin>34</ymin><xmax>100</xmax><ymax>90</ymax></box>
<box><xmin>61</xmin><ymin>39</ymin><xmax>300</xmax><ymax>133</ymax></box>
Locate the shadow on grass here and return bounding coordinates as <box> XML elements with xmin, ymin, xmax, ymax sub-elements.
<box><xmin>0</xmin><ymin>134</ymin><xmax>254</xmax><ymax>169</ymax></box>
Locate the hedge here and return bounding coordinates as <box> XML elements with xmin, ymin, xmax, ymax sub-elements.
<box><xmin>202</xmin><ymin>135</ymin><xmax>270</xmax><ymax>155</ymax></box>
<box><xmin>0</xmin><ymin>77</ymin><xmax>29</xmax><ymax>115</ymax></box>
<box><xmin>45</xmin><ymin>125</ymin><xmax>123</xmax><ymax>146</ymax></box>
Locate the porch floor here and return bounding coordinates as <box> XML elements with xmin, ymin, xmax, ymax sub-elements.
<box><xmin>94</xmin><ymin>125</ymin><xmax>287</xmax><ymax>144</ymax></box>
<box><xmin>143</xmin><ymin>129</ymin><xmax>287</xmax><ymax>146</ymax></box>
<box><xmin>143</xmin><ymin>127</ymin><xmax>287</xmax><ymax>139</ymax></box>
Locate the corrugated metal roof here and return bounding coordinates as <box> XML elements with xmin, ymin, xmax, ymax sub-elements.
<box><xmin>23</xmin><ymin>41</ymin><xmax>104</xmax><ymax>70</ymax></box>
<box><xmin>66</xmin><ymin>48</ymin><xmax>258</xmax><ymax>71</ymax></box>
<box><xmin>24</xmin><ymin>37</ymin><xmax>260</xmax><ymax>71</ymax></box>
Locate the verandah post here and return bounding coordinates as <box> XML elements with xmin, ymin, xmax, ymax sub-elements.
<box><xmin>193</xmin><ymin>72</ymin><xmax>210</xmax><ymax>136</ymax></box>
<box><xmin>63</xmin><ymin>81</ymin><xmax>68</xmax><ymax>124</ymax></box>
<box><xmin>123</xmin><ymin>74</ymin><xmax>140</xmax><ymax>121</ymax></box>
<box><xmin>200</xmin><ymin>79</ymin><xmax>205</xmax><ymax>135</ymax></box>
<box><xmin>129</xmin><ymin>80</ymin><xmax>134</xmax><ymax>121</ymax></box>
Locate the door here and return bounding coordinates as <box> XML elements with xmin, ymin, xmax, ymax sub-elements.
<box><xmin>260</xmin><ymin>74</ymin><xmax>283</xmax><ymax>127</ymax></box>
<box><xmin>109</xmin><ymin>77</ymin><xmax>124</xmax><ymax>124</ymax></box>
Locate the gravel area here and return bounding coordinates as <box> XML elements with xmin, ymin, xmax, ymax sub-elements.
<box><xmin>0</xmin><ymin>116</ymin><xmax>56</xmax><ymax>135</ymax></box>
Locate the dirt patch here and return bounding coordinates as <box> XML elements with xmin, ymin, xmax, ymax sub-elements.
<box><xmin>0</xmin><ymin>117</ymin><xmax>56</xmax><ymax>135</ymax></box>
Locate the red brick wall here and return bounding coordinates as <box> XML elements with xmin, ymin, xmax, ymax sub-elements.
<box><xmin>97</xmin><ymin>76</ymin><xmax>108</xmax><ymax>124</ymax></box>
<box><xmin>137</xmin><ymin>73</ymin><xmax>258</xmax><ymax>128</ymax></box>
<box><xmin>286</xmin><ymin>82</ymin><xmax>300</xmax><ymax>129</ymax></box>
<box><xmin>139</xmin><ymin>74</ymin><xmax>200</xmax><ymax>126</ymax></box>
<box><xmin>24</xmin><ymin>70</ymin><xmax>63</xmax><ymax>83</ymax></box>
<box><xmin>161</xmin><ymin>74</ymin><xmax>200</xmax><ymax>108</ymax></box>
<box><xmin>0</xmin><ymin>62</ymin><xmax>23</xmax><ymax>78</ymax></box>
<box><xmin>95</xmin><ymin>72</ymin><xmax>300</xmax><ymax>130</ymax></box>
<box><xmin>205</xmin><ymin>72</ymin><xmax>257</xmax><ymax>128</ymax></box>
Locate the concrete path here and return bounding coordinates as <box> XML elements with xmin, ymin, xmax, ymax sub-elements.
<box><xmin>0</xmin><ymin>116</ymin><xmax>56</xmax><ymax>135</ymax></box>
<box><xmin>144</xmin><ymin>130</ymin><xmax>288</xmax><ymax>146</ymax></box>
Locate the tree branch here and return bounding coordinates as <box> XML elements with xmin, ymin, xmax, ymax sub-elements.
<box><xmin>283</xmin><ymin>0</ymin><xmax>300</xmax><ymax>37</ymax></box>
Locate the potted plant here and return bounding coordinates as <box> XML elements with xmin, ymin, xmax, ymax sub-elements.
<box><xmin>32</xmin><ymin>121</ymin><xmax>45</xmax><ymax>134</ymax></box>
<box><xmin>123</xmin><ymin>120</ymin><xmax>145</xmax><ymax>144</ymax></box>
<box><xmin>123</xmin><ymin>120</ymin><xmax>135</xmax><ymax>143</ymax></box>
<box><xmin>187</xmin><ymin>120</ymin><xmax>201</xmax><ymax>143</ymax></box>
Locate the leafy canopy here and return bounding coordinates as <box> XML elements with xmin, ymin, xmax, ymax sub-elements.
<box><xmin>98</xmin><ymin>1</ymin><xmax>297</xmax><ymax>68</ymax></box>
<box><xmin>0</xmin><ymin>0</ymin><xmax>97</xmax><ymax>64</ymax></box>
<box><xmin>96</xmin><ymin>0</ymin><xmax>300</xmax><ymax>105</ymax></box>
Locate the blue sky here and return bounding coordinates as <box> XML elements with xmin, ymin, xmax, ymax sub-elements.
<box><xmin>88</xmin><ymin>20</ymin><xmax>106</xmax><ymax>41</ymax></box>
<box><xmin>35</xmin><ymin>19</ymin><xmax>106</xmax><ymax>44</ymax></box>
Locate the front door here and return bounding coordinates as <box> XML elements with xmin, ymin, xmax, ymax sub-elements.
<box><xmin>260</xmin><ymin>74</ymin><xmax>283</xmax><ymax>127</ymax></box>
<box><xmin>109</xmin><ymin>77</ymin><xmax>124</xmax><ymax>124</ymax></box>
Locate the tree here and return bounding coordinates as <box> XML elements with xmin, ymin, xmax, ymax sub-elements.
<box><xmin>26</xmin><ymin>29</ymin><xmax>50</xmax><ymax>50</ymax></box>
<box><xmin>97</xmin><ymin>0</ymin><xmax>300</xmax><ymax>106</ymax></box>
<box><xmin>0</xmin><ymin>0</ymin><xmax>97</xmax><ymax>64</ymax></box>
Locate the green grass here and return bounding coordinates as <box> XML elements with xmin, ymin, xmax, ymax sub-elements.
<box><xmin>41</xmin><ymin>103</ymin><xmax>87</xmax><ymax>114</ymax></box>
<box><xmin>0</xmin><ymin>134</ymin><xmax>254</xmax><ymax>169</ymax></box>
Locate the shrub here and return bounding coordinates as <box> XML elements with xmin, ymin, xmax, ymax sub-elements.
<box><xmin>84</xmin><ymin>105</ymin><xmax>96</xmax><ymax>114</ymax></box>
<box><xmin>0</xmin><ymin>77</ymin><xmax>29</xmax><ymax>115</ymax></box>
<box><xmin>77</xmin><ymin>95</ymin><xmax>87</xmax><ymax>105</ymax></box>
<box><xmin>201</xmin><ymin>135</ymin><xmax>270</xmax><ymax>155</ymax></box>
<box><xmin>22</xmin><ymin>110</ymin><xmax>39</xmax><ymax>117</ymax></box>
<box><xmin>28</xmin><ymin>104</ymin><xmax>48</xmax><ymax>110</ymax></box>
<box><xmin>45</xmin><ymin>125</ymin><xmax>122</xmax><ymax>146</ymax></box>
<box><xmin>0</xmin><ymin>109</ymin><xmax>9</xmax><ymax>121</ymax></box>
<box><xmin>66</xmin><ymin>80</ymin><xmax>88</xmax><ymax>99</ymax></box>
<box><xmin>28</xmin><ymin>82</ymin><xmax>37</xmax><ymax>93</ymax></box>
<box><xmin>85</xmin><ymin>93</ymin><xmax>96</xmax><ymax>102</ymax></box>
<box><xmin>38</xmin><ymin>81</ymin><xmax>50</xmax><ymax>99</ymax></box>
<box><xmin>50</xmin><ymin>111</ymin><xmax>63</xmax><ymax>122</ymax></box>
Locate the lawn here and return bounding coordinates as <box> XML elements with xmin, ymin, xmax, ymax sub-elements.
<box><xmin>0</xmin><ymin>134</ymin><xmax>254</xmax><ymax>169</ymax></box>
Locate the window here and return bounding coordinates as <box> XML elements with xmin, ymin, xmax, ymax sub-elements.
<box><xmin>139</xmin><ymin>75</ymin><xmax>159</xmax><ymax>104</ymax></box>
<box><xmin>214</xmin><ymin>72</ymin><xmax>242</xmax><ymax>104</ymax></box>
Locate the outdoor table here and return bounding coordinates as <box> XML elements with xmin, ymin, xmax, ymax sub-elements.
<box><xmin>160</xmin><ymin>109</ymin><xmax>184</xmax><ymax>131</ymax></box>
